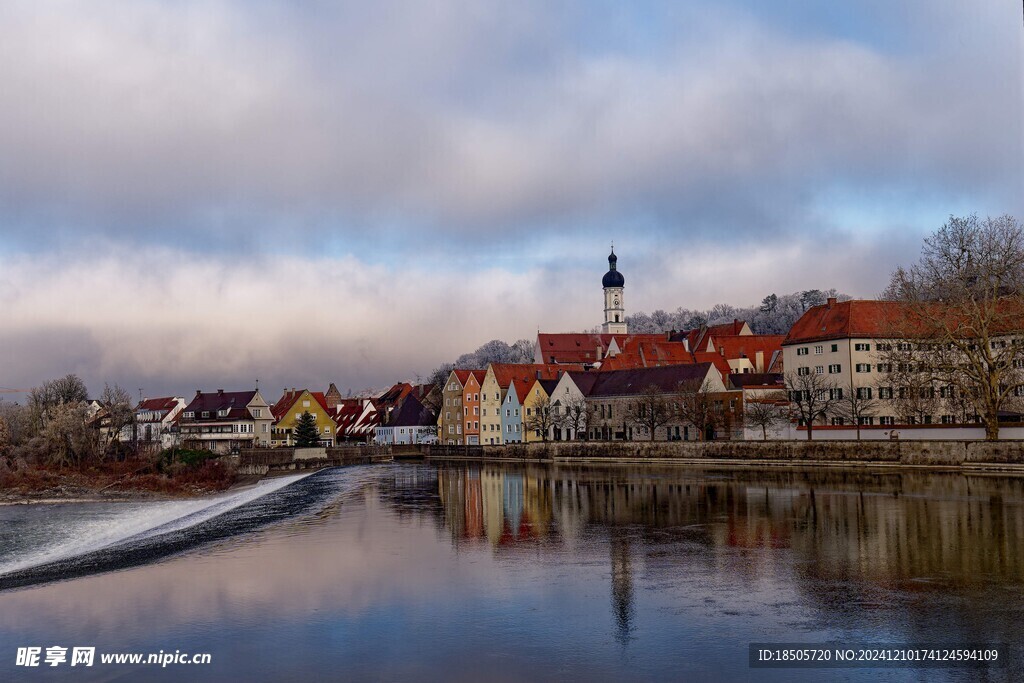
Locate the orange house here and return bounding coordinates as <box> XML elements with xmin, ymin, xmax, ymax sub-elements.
<box><xmin>461</xmin><ymin>370</ymin><xmax>486</xmax><ymax>445</ymax></box>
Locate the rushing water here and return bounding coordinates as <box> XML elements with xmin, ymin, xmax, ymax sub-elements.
<box><xmin>1</xmin><ymin>462</ymin><xmax>1023</xmax><ymax>682</ymax></box>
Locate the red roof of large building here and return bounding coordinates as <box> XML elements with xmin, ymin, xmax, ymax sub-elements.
<box><xmin>783</xmin><ymin>300</ymin><xmax>910</xmax><ymax>345</ymax></box>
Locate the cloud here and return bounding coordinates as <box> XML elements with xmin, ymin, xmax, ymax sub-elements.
<box><xmin>0</xmin><ymin>0</ymin><xmax>1018</xmax><ymax>251</ymax></box>
<box><xmin>0</xmin><ymin>238</ymin><xmax>914</xmax><ymax>394</ymax></box>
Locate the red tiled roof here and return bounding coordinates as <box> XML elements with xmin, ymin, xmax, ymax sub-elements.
<box><xmin>536</xmin><ymin>333</ymin><xmax>617</xmax><ymax>363</ymax></box>
<box><xmin>783</xmin><ymin>300</ymin><xmax>910</xmax><ymax>345</ymax></box>
<box><xmin>710</xmin><ymin>335</ymin><xmax>784</xmax><ymax>366</ymax></box>
<box><xmin>137</xmin><ymin>397</ymin><xmax>179</xmax><ymax>412</ymax></box>
<box><xmin>693</xmin><ymin>352</ymin><xmax>732</xmax><ymax>378</ymax></box>
<box><xmin>488</xmin><ymin>363</ymin><xmax>574</xmax><ymax>389</ymax></box>
<box><xmin>508</xmin><ymin>378</ymin><xmax>534</xmax><ymax>405</ymax></box>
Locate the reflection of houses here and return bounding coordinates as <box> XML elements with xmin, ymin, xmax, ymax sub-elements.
<box><xmin>179</xmin><ymin>389</ymin><xmax>273</xmax><ymax>453</ymax></box>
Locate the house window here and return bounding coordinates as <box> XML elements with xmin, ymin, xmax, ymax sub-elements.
<box><xmin>797</xmin><ymin>348</ymin><xmax>809</xmax><ymax>356</ymax></box>
<box><xmin>814</xmin><ymin>345</ymin><xmax>823</xmax><ymax>355</ymax></box>
<box><xmin>941</xmin><ymin>415</ymin><xmax>955</xmax><ymax>424</ymax></box>
<box><xmin>876</xmin><ymin>363</ymin><xmax>893</xmax><ymax>373</ymax></box>
<box><xmin>858</xmin><ymin>416</ymin><xmax>875</xmax><ymax>426</ymax></box>
<box><xmin>828</xmin><ymin>364</ymin><xmax>841</xmax><ymax>373</ymax></box>
<box><xmin>830</xmin><ymin>417</ymin><xmax>845</xmax><ymax>426</ymax></box>
<box><xmin>878</xmin><ymin>387</ymin><xmax>893</xmax><ymax>399</ymax></box>
<box><xmin>856</xmin><ymin>387</ymin><xmax>873</xmax><ymax>399</ymax></box>
<box><xmin>855</xmin><ymin>364</ymin><xmax>871</xmax><ymax>373</ymax></box>
<box><xmin>797</xmin><ymin>367</ymin><xmax>810</xmax><ymax>376</ymax></box>
<box><xmin>829</xmin><ymin>388</ymin><xmax>844</xmax><ymax>400</ymax></box>
<box><xmin>302</xmin><ymin>400</ymin><xmax>310</xmax><ymax>408</ymax></box>
<box><xmin>854</xmin><ymin>343</ymin><xmax>871</xmax><ymax>352</ymax></box>
<box><xmin>879</xmin><ymin>416</ymin><xmax>895</xmax><ymax>426</ymax></box>
<box><xmin>252</xmin><ymin>409</ymin><xmax>262</xmax><ymax>417</ymax></box>
<box><xmin>815</xmin><ymin>366</ymin><xmax>824</xmax><ymax>374</ymax></box>
<box><xmin>831</xmin><ymin>344</ymin><xmax>839</xmax><ymax>352</ymax></box>
<box><xmin>202</xmin><ymin>411</ymin><xmax>210</xmax><ymax>418</ymax></box>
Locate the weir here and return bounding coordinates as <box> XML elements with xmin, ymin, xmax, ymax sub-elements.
<box><xmin>237</xmin><ymin>445</ymin><xmax>393</xmax><ymax>475</ymax></box>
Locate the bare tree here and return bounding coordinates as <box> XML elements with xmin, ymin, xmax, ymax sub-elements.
<box><xmin>627</xmin><ymin>385</ymin><xmax>674</xmax><ymax>441</ymax></box>
<box><xmin>674</xmin><ymin>378</ymin><xmax>719</xmax><ymax>441</ymax></box>
<box><xmin>884</xmin><ymin>214</ymin><xmax>1024</xmax><ymax>439</ymax></box>
<box><xmin>524</xmin><ymin>394</ymin><xmax>557</xmax><ymax>442</ymax></box>
<box><xmin>558</xmin><ymin>394</ymin><xmax>591</xmax><ymax>441</ymax></box>
<box><xmin>836</xmin><ymin>384</ymin><xmax>880</xmax><ymax>440</ymax></box>
<box><xmin>743</xmin><ymin>399</ymin><xmax>785</xmax><ymax>440</ymax></box>
<box><xmin>784</xmin><ymin>371</ymin><xmax>840</xmax><ymax>441</ymax></box>
<box><xmin>100</xmin><ymin>383</ymin><xmax>135</xmax><ymax>451</ymax></box>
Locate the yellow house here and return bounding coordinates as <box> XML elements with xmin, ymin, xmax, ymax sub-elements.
<box><xmin>270</xmin><ymin>389</ymin><xmax>338</xmax><ymax>446</ymax></box>
<box><xmin>523</xmin><ymin>378</ymin><xmax>559</xmax><ymax>443</ymax></box>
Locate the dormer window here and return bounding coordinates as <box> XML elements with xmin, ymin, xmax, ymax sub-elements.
<box><xmin>201</xmin><ymin>411</ymin><xmax>210</xmax><ymax>418</ymax></box>
<box><xmin>218</xmin><ymin>409</ymin><xmax>229</xmax><ymax>417</ymax></box>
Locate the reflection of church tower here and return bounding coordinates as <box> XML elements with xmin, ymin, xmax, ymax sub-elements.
<box><xmin>601</xmin><ymin>246</ymin><xmax>627</xmax><ymax>334</ymax></box>
<box><xmin>609</xmin><ymin>528</ymin><xmax>635</xmax><ymax>644</ymax></box>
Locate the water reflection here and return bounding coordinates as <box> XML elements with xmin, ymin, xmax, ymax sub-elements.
<box><xmin>0</xmin><ymin>463</ymin><xmax>1021</xmax><ymax>682</ymax></box>
<box><xmin>433</xmin><ymin>464</ymin><xmax>1024</xmax><ymax>585</ymax></box>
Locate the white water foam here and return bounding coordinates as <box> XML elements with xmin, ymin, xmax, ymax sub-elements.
<box><xmin>0</xmin><ymin>473</ymin><xmax>312</xmax><ymax>577</ymax></box>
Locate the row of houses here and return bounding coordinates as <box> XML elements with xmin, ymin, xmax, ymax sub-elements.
<box><xmin>113</xmin><ymin>380</ymin><xmax>441</xmax><ymax>454</ymax></box>
<box><xmin>107</xmin><ymin>300</ymin><xmax>1024</xmax><ymax>453</ymax></box>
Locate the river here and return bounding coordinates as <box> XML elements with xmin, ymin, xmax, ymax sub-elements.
<box><xmin>1</xmin><ymin>462</ymin><xmax>1022</xmax><ymax>681</ymax></box>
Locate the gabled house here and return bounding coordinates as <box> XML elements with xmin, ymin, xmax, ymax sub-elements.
<box><xmin>480</xmin><ymin>364</ymin><xmax>574</xmax><ymax>445</ymax></box>
<box><xmin>461</xmin><ymin>370</ymin><xmax>486</xmax><ymax>446</ymax></box>
<box><xmin>122</xmin><ymin>396</ymin><xmax>186</xmax><ymax>449</ymax></box>
<box><xmin>333</xmin><ymin>398</ymin><xmax>381</xmax><ymax>443</ymax></box>
<box><xmin>522</xmin><ymin>379</ymin><xmax>558</xmax><ymax>442</ymax></box>
<box><xmin>439</xmin><ymin>370</ymin><xmax>470</xmax><ymax>445</ymax></box>
<box><xmin>271</xmin><ymin>389</ymin><xmax>338</xmax><ymax>447</ymax></box>
<box><xmin>375</xmin><ymin>395</ymin><xmax>437</xmax><ymax>445</ymax></box>
<box><xmin>179</xmin><ymin>389</ymin><xmax>273</xmax><ymax>453</ymax></box>
<box><xmin>585</xmin><ymin>363</ymin><xmax>728</xmax><ymax>442</ymax></box>
<box><xmin>499</xmin><ymin>379</ymin><xmax>531</xmax><ymax>444</ymax></box>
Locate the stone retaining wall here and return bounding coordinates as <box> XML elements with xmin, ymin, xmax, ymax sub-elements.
<box><xmin>431</xmin><ymin>440</ymin><xmax>1024</xmax><ymax>466</ymax></box>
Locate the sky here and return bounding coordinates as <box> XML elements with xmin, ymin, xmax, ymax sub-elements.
<box><xmin>0</xmin><ymin>0</ymin><xmax>1021</xmax><ymax>399</ymax></box>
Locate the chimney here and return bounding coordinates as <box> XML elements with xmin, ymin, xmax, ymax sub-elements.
<box><xmin>217</xmin><ymin>389</ymin><xmax>224</xmax><ymax>395</ymax></box>
<box><xmin>536</xmin><ymin>370</ymin><xmax>541</xmax><ymax>380</ymax></box>
<box><xmin>596</xmin><ymin>345</ymin><xmax>603</xmax><ymax>361</ymax></box>
<box><xmin>195</xmin><ymin>389</ymin><xmax>201</xmax><ymax>397</ymax></box>
<box><xmin>755</xmin><ymin>351</ymin><xmax>764</xmax><ymax>373</ymax></box>
<box><xmin>827</xmin><ymin>297</ymin><xmax>837</xmax><ymax>308</ymax></box>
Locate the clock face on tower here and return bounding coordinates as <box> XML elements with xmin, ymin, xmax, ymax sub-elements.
<box><xmin>613</xmin><ymin>297</ymin><xmax>619</xmax><ymax>307</ymax></box>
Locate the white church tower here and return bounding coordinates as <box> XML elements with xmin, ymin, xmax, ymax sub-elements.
<box><xmin>601</xmin><ymin>246</ymin><xmax>627</xmax><ymax>334</ymax></box>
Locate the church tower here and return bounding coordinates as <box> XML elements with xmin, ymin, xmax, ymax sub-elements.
<box><xmin>601</xmin><ymin>246</ymin><xmax>627</xmax><ymax>334</ymax></box>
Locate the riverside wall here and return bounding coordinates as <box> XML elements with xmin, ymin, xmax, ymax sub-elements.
<box><xmin>422</xmin><ymin>440</ymin><xmax>1024</xmax><ymax>468</ymax></box>
<box><xmin>238</xmin><ymin>445</ymin><xmax>392</xmax><ymax>475</ymax></box>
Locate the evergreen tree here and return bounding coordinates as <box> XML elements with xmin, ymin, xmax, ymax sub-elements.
<box><xmin>293</xmin><ymin>411</ymin><xmax>321</xmax><ymax>447</ymax></box>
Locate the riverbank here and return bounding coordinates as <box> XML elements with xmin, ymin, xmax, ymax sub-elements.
<box><xmin>0</xmin><ymin>458</ymin><xmax>237</xmax><ymax>504</ymax></box>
